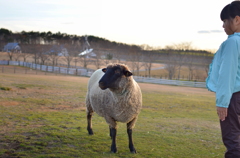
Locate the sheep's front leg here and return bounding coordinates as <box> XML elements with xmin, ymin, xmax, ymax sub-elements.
<box><xmin>127</xmin><ymin>117</ymin><xmax>137</xmax><ymax>153</ymax></box>
<box><xmin>110</xmin><ymin>127</ymin><xmax>117</xmax><ymax>153</ymax></box>
<box><xmin>106</xmin><ymin>117</ymin><xmax>117</xmax><ymax>153</ymax></box>
<box><xmin>127</xmin><ymin>128</ymin><xmax>136</xmax><ymax>153</ymax></box>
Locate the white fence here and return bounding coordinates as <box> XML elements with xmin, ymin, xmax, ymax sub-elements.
<box><xmin>0</xmin><ymin>60</ymin><xmax>206</xmax><ymax>88</ymax></box>
<box><xmin>134</xmin><ymin>76</ymin><xmax>206</xmax><ymax>88</ymax></box>
<box><xmin>0</xmin><ymin>60</ymin><xmax>93</xmax><ymax>76</ymax></box>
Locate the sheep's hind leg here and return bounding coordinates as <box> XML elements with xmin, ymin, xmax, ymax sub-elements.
<box><xmin>127</xmin><ymin>118</ymin><xmax>137</xmax><ymax>153</ymax></box>
<box><xmin>86</xmin><ymin>95</ymin><xmax>94</xmax><ymax>135</ymax></box>
<box><xmin>109</xmin><ymin>126</ymin><xmax>112</xmax><ymax>138</ymax></box>
<box><xmin>87</xmin><ymin>112</ymin><xmax>93</xmax><ymax>135</ymax></box>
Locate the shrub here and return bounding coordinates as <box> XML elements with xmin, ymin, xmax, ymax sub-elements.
<box><xmin>0</xmin><ymin>86</ymin><xmax>11</xmax><ymax>91</ymax></box>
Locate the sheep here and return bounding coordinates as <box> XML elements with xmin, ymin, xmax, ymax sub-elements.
<box><xmin>85</xmin><ymin>63</ymin><xmax>142</xmax><ymax>153</ymax></box>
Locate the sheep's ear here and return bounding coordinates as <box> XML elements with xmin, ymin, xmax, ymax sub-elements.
<box><xmin>102</xmin><ymin>68</ymin><xmax>107</xmax><ymax>73</ymax></box>
<box><xmin>124</xmin><ymin>70</ymin><xmax>132</xmax><ymax>77</ymax></box>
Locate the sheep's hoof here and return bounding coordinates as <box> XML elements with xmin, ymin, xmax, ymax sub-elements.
<box><xmin>88</xmin><ymin>129</ymin><xmax>94</xmax><ymax>135</ymax></box>
<box><xmin>130</xmin><ymin>150</ymin><xmax>137</xmax><ymax>154</ymax></box>
<box><xmin>111</xmin><ymin>150</ymin><xmax>117</xmax><ymax>153</ymax></box>
<box><xmin>111</xmin><ymin>146</ymin><xmax>117</xmax><ymax>153</ymax></box>
<box><xmin>130</xmin><ymin>146</ymin><xmax>136</xmax><ymax>153</ymax></box>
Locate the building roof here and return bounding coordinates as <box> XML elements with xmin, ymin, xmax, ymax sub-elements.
<box><xmin>3</xmin><ymin>43</ymin><xmax>21</xmax><ymax>51</ymax></box>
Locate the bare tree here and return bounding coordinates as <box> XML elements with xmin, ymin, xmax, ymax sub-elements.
<box><xmin>164</xmin><ymin>48</ymin><xmax>178</xmax><ymax>80</ymax></box>
<box><xmin>32</xmin><ymin>50</ymin><xmax>40</xmax><ymax>64</ymax></box>
<box><xmin>202</xmin><ymin>53</ymin><xmax>213</xmax><ymax>78</ymax></box>
<box><xmin>173</xmin><ymin>42</ymin><xmax>193</xmax><ymax>51</ymax></box>
<box><xmin>142</xmin><ymin>51</ymin><xmax>156</xmax><ymax>77</ymax></box>
<box><xmin>175</xmin><ymin>53</ymin><xmax>185</xmax><ymax>79</ymax></box>
<box><xmin>73</xmin><ymin>57</ymin><xmax>79</xmax><ymax>68</ymax></box>
<box><xmin>20</xmin><ymin>52</ymin><xmax>31</xmax><ymax>62</ymax></box>
<box><xmin>39</xmin><ymin>53</ymin><xmax>48</xmax><ymax>65</ymax></box>
<box><xmin>20</xmin><ymin>44</ymin><xmax>33</xmax><ymax>62</ymax></box>
<box><xmin>113</xmin><ymin>50</ymin><xmax>123</xmax><ymax>63</ymax></box>
<box><xmin>48</xmin><ymin>49</ymin><xmax>60</xmax><ymax>67</ymax></box>
<box><xmin>185</xmin><ymin>53</ymin><xmax>195</xmax><ymax>80</ymax></box>
<box><xmin>128</xmin><ymin>46</ymin><xmax>142</xmax><ymax>76</ymax></box>
<box><xmin>140</xmin><ymin>44</ymin><xmax>153</xmax><ymax>50</ymax></box>
<box><xmin>6</xmin><ymin>50</ymin><xmax>14</xmax><ymax>61</ymax></box>
<box><xmin>79</xmin><ymin>55</ymin><xmax>89</xmax><ymax>68</ymax></box>
<box><xmin>34</xmin><ymin>44</ymin><xmax>51</xmax><ymax>65</ymax></box>
<box><xmin>169</xmin><ymin>42</ymin><xmax>193</xmax><ymax>79</ymax></box>
<box><xmin>63</xmin><ymin>54</ymin><xmax>74</xmax><ymax>74</ymax></box>
<box><xmin>102</xmin><ymin>52</ymin><xmax>112</xmax><ymax>65</ymax></box>
<box><xmin>12</xmin><ymin>52</ymin><xmax>22</xmax><ymax>61</ymax></box>
<box><xmin>91</xmin><ymin>51</ymin><xmax>103</xmax><ymax>69</ymax></box>
<box><xmin>62</xmin><ymin>43</ymin><xmax>81</xmax><ymax>70</ymax></box>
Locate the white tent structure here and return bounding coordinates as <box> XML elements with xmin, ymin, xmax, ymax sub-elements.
<box><xmin>79</xmin><ymin>48</ymin><xmax>94</xmax><ymax>56</ymax></box>
<box><xmin>78</xmin><ymin>36</ymin><xmax>96</xmax><ymax>57</ymax></box>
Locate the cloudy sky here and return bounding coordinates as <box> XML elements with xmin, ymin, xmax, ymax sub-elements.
<box><xmin>0</xmin><ymin>0</ymin><xmax>233</xmax><ymax>50</ymax></box>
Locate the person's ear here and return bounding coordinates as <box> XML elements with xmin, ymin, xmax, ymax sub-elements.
<box><xmin>235</xmin><ymin>15</ymin><xmax>240</xmax><ymax>24</ymax></box>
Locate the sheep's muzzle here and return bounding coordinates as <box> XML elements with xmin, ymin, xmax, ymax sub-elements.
<box><xmin>99</xmin><ymin>82</ymin><xmax>107</xmax><ymax>90</ymax></box>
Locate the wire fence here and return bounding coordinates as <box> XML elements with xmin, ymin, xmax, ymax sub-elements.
<box><xmin>0</xmin><ymin>60</ymin><xmax>206</xmax><ymax>88</ymax></box>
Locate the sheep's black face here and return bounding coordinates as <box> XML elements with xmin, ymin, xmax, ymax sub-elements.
<box><xmin>99</xmin><ymin>66</ymin><xmax>132</xmax><ymax>90</ymax></box>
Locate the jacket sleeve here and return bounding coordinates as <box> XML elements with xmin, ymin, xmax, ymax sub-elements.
<box><xmin>216</xmin><ymin>38</ymin><xmax>239</xmax><ymax>108</ymax></box>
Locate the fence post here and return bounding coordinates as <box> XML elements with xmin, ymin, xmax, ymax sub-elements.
<box><xmin>2</xmin><ymin>66</ymin><xmax>4</xmax><ymax>73</ymax></box>
<box><xmin>44</xmin><ymin>66</ymin><xmax>46</xmax><ymax>75</ymax></box>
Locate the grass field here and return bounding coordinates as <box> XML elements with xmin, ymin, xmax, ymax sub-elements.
<box><xmin>0</xmin><ymin>73</ymin><xmax>225</xmax><ymax>158</ymax></box>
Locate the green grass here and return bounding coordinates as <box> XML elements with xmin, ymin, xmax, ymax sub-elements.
<box><xmin>0</xmin><ymin>86</ymin><xmax>11</xmax><ymax>91</ymax></box>
<box><xmin>0</xmin><ymin>73</ymin><xmax>225</xmax><ymax>158</ymax></box>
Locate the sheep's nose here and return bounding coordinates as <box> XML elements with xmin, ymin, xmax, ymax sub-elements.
<box><xmin>99</xmin><ymin>81</ymin><xmax>103</xmax><ymax>86</ymax></box>
<box><xmin>99</xmin><ymin>81</ymin><xmax>106</xmax><ymax>90</ymax></box>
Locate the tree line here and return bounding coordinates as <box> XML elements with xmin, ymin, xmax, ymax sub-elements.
<box><xmin>0</xmin><ymin>28</ymin><xmax>213</xmax><ymax>81</ymax></box>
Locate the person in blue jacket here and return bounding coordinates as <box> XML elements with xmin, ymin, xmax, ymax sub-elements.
<box><xmin>206</xmin><ymin>1</ymin><xmax>240</xmax><ymax>157</ymax></box>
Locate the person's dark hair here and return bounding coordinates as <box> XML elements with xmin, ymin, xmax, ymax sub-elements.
<box><xmin>221</xmin><ymin>1</ymin><xmax>240</xmax><ymax>20</ymax></box>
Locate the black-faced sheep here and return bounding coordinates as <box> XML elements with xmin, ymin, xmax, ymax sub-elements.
<box><xmin>86</xmin><ymin>63</ymin><xmax>142</xmax><ymax>153</ymax></box>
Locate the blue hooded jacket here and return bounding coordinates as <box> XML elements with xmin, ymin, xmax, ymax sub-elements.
<box><xmin>206</xmin><ymin>32</ymin><xmax>240</xmax><ymax>108</ymax></box>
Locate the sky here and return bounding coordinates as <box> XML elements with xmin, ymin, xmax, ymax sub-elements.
<box><xmin>0</xmin><ymin>0</ymin><xmax>234</xmax><ymax>51</ymax></box>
